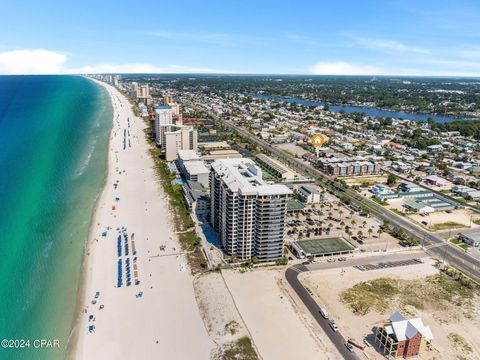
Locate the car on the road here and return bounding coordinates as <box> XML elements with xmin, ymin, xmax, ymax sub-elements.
<box><xmin>319</xmin><ymin>308</ymin><xmax>329</xmax><ymax>319</ymax></box>
<box><xmin>338</xmin><ymin>257</ymin><xmax>347</xmax><ymax>261</ymax></box>
<box><xmin>421</xmin><ymin>221</ymin><xmax>428</xmax><ymax>225</ymax></box>
<box><xmin>329</xmin><ymin>321</ymin><xmax>338</xmax><ymax>332</ymax></box>
<box><xmin>345</xmin><ymin>342</ymin><xmax>354</xmax><ymax>352</ymax></box>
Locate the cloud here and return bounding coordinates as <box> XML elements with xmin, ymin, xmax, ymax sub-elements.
<box><xmin>309</xmin><ymin>61</ymin><xmax>388</xmax><ymax>75</ymax></box>
<box><xmin>309</xmin><ymin>60</ymin><xmax>480</xmax><ymax>77</ymax></box>
<box><xmin>0</xmin><ymin>49</ymin><xmax>67</xmax><ymax>74</ymax></box>
<box><xmin>0</xmin><ymin>48</ymin><xmax>226</xmax><ymax>74</ymax></box>
<box><xmin>355</xmin><ymin>37</ymin><xmax>429</xmax><ymax>54</ymax></box>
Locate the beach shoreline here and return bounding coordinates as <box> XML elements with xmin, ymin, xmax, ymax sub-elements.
<box><xmin>66</xmin><ymin>77</ymin><xmax>114</xmax><ymax>359</ymax></box>
<box><xmin>66</xmin><ymin>79</ymin><xmax>214</xmax><ymax>360</ymax></box>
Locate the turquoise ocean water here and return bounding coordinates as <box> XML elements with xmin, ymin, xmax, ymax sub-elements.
<box><xmin>0</xmin><ymin>75</ymin><xmax>112</xmax><ymax>360</ymax></box>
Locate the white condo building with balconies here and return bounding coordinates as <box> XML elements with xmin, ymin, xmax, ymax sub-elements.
<box><xmin>210</xmin><ymin>158</ymin><xmax>292</xmax><ymax>262</ymax></box>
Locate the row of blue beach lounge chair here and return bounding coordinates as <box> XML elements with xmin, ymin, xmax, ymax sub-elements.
<box><xmin>117</xmin><ymin>235</ymin><xmax>122</xmax><ymax>257</ymax></box>
<box><xmin>117</xmin><ymin>258</ymin><xmax>123</xmax><ymax>287</ymax></box>
<box><xmin>126</xmin><ymin>257</ymin><xmax>131</xmax><ymax>286</ymax></box>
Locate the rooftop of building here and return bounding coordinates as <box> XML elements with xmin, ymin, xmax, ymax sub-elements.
<box><xmin>299</xmin><ymin>185</ymin><xmax>321</xmax><ymax>195</ymax></box>
<box><xmin>154</xmin><ymin>105</ymin><xmax>171</xmax><ymax>110</ymax></box>
<box><xmin>460</xmin><ymin>232</ymin><xmax>480</xmax><ymax>241</ymax></box>
<box><xmin>211</xmin><ymin>158</ymin><xmax>292</xmax><ymax>196</ymax></box>
<box><xmin>183</xmin><ymin>160</ymin><xmax>209</xmax><ymax>175</ymax></box>
<box><xmin>256</xmin><ymin>153</ymin><xmax>293</xmax><ymax>174</ymax></box>
<box><xmin>386</xmin><ymin>312</ymin><xmax>433</xmax><ymax>342</ymax></box>
<box><xmin>177</xmin><ymin>149</ymin><xmax>201</xmax><ymax>161</ymax></box>
<box><xmin>198</xmin><ymin>141</ymin><xmax>230</xmax><ymax>150</ymax></box>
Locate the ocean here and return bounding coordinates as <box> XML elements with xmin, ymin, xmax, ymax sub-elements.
<box><xmin>0</xmin><ymin>75</ymin><xmax>112</xmax><ymax>360</ymax></box>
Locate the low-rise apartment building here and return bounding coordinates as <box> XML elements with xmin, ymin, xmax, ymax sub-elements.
<box><xmin>317</xmin><ymin>158</ymin><xmax>381</xmax><ymax>177</ymax></box>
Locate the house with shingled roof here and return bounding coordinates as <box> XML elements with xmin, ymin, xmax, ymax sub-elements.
<box><xmin>375</xmin><ymin>311</ymin><xmax>433</xmax><ymax>358</ymax></box>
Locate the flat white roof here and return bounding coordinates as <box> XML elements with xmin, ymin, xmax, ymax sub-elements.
<box><xmin>177</xmin><ymin>149</ymin><xmax>200</xmax><ymax>161</ymax></box>
<box><xmin>183</xmin><ymin>160</ymin><xmax>209</xmax><ymax>175</ymax></box>
<box><xmin>212</xmin><ymin>158</ymin><xmax>292</xmax><ymax>196</ymax></box>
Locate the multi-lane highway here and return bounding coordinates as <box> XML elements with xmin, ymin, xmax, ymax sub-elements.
<box><xmin>197</xmin><ymin>106</ymin><xmax>480</xmax><ymax>283</ymax></box>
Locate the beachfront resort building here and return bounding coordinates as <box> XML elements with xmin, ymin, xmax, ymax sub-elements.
<box><xmin>154</xmin><ymin>105</ymin><xmax>198</xmax><ymax>161</ymax></box>
<box><xmin>210</xmin><ymin>158</ymin><xmax>292</xmax><ymax>262</ymax></box>
<box><xmin>176</xmin><ymin>150</ymin><xmax>209</xmax><ymax>187</ymax></box>
<box><xmin>163</xmin><ymin>93</ymin><xmax>180</xmax><ymax>116</ymax></box>
<box><xmin>154</xmin><ymin>105</ymin><xmax>173</xmax><ymax>142</ymax></box>
<box><xmin>163</xmin><ymin>125</ymin><xmax>198</xmax><ymax>161</ymax></box>
<box><xmin>375</xmin><ymin>312</ymin><xmax>433</xmax><ymax>358</ymax></box>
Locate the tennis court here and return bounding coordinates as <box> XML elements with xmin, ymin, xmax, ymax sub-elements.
<box><xmin>292</xmin><ymin>236</ymin><xmax>356</xmax><ymax>257</ymax></box>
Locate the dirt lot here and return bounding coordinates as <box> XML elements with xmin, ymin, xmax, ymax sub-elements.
<box><xmin>344</xmin><ymin>175</ymin><xmax>388</xmax><ymax>187</ymax></box>
<box><xmin>408</xmin><ymin>209</ymin><xmax>480</xmax><ymax>232</ymax></box>
<box><xmin>222</xmin><ymin>268</ymin><xmax>340</xmax><ymax>360</ymax></box>
<box><xmin>274</xmin><ymin>143</ymin><xmax>309</xmax><ymax>157</ymax></box>
<box><xmin>300</xmin><ymin>258</ymin><xmax>480</xmax><ymax>360</ymax></box>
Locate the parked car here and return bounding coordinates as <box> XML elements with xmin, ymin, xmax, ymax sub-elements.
<box><xmin>319</xmin><ymin>308</ymin><xmax>329</xmax><ymax>319</ymax></box>
<box><xmin>345</xmin><ymin>342</ymin><xmax>354</xmax><ymax>352</ymax></box>
<box><xmin>329</xmin><ymin>322</ymin><xmax>338</xmax><ymax>332</ymax></box>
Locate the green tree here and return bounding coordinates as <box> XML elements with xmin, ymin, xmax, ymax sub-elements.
<box><xmin>387</xmin><ymin>173</ymin><xmax>398</xmax><ymax>186</ymax></box>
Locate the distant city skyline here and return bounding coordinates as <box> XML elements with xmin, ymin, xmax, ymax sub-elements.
<box><xmin>1</xmin><ymin>0</ymin><xmax>480</xmax><ymax>76</ymax></box>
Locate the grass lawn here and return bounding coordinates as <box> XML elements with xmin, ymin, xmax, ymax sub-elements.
<box><xmin>390</xmin><ymin>208</ymin><xmax>405</xmax><ymax>216</ymax></box>
<box><xmin>431</xmin><ymin>222</ymin><xmax>465</xmax><ymax>231</ymax></box>
<box><xmin>341</xmin><ymin>272</ymin><xmax>478</xmax><ymax>315</ymax></box>
<box><xmin>450</xmin><ymin>238</ymin><xmax>471</xmax><ymax>250</ymax></box>
<box><xmin>370</xmin><ymin>196</ymin><xmax>388</xmax><ymax>206</ymax></box>
<box><xmin>222</xmin><ymin>337</ymin><xmax>258</xmax><ymax>360</ymax></box>
<box><xmin>450</xmin><ymin>238</ymin><xmax>461</xmax><ymax>245</ymax></box>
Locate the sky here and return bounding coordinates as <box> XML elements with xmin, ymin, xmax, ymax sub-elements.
<box><xmin>1</xmin><ymin>0</ymin><xmax>480</xmax><ymax>76</ymax></box>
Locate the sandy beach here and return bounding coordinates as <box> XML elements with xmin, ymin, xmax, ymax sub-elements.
<box><xmin>67</xmin><ymin>80</ymin><xmax>214</xmax><ymax>359</ymax></box>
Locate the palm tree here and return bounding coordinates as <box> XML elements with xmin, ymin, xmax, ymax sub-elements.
<box><xmin>362</xmin><ymin>220</ymin><xmax>367</xmax><ymax>228</ymax></box>
<box><xmin>368</xmin><ymin>228</ymin><xmax>373</xmax><ymax>238</ymax></box>
<box><xmin>377</xmin><ymin>228</ymin><xmax>383</xmax><ymax>237</ymax></box>
<box><xmin>351</xmin><ymin>220</ymin><xmax>356</xmax><ymax>227</ymax></box>
<box><xmin>357</xmin><ymin>230</ymin><xmax>363</xmax><ymax>238</ymax></box>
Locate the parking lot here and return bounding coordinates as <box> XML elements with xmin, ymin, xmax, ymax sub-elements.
<box><xmin>285</xmin><ymin>187</ymin><xmax>399</xmax><ymax>254</ymax></box>
<box><xmin>354</xmin><ymin>258</ymin><xmax>423</xmax><ymax>271</ymax></box>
